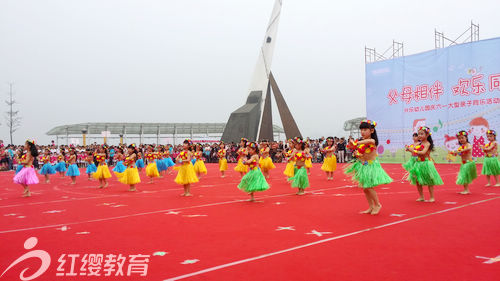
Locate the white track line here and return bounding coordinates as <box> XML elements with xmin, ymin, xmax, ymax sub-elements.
<box><xmin>163</xmin><ymin>196</ymin><xmax>500</xmax><ymax>281</ymax></box>
<box><xmin>0</xmin><ymin>195</ymin><xmax>122</xmax><ymax>208</ymax></box>
<box><xmin>0</xmin><ymin>185</ymin><xmax>350</xmax><ymax>234</ymax></box>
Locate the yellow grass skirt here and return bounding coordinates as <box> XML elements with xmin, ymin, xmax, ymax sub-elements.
<box><xmin>234</xmin><ymin>159</ymin><xmax>249</xmax><ymax>173</ymax></box>
<box><xmin>146</xmin><ymin>162</ymin><xmax>160</xmax><ymax>178</ymax></box>
<box><xmin>194</xmin><ymin>160</ymin><xmax>208</xmax><ymax>175</ymax></box>
<box><xmin>175</xmin><ymin>163</ymin><xmax>199</xmax><ymax>185</ymax></box>
<box><xmin>117</xmin><ymin>167</ymin><xmax>141</xmax><ymax>185</ymax></box>
<box><xmin>284</xmin><ymin>161</ymin><xmax>295</xmax><ymax>178</ymax></box>
<box><xmin>93</xmin><ymin>164</ymin><xmax>112</xmax><ymax>180</ymax></box>
<box><xmin>219</xmin><ymin>158</ymin><xmax>228</xmax><ymax>171</ymax></box>
<box><xmin>321</xmin><ymin>155</ymin><xmax>337</xmax><ymax>172</ymax></box>
<box><xmin>259</xmin><ymin>157</ymin><xmax>276</xmax><ymax>171</ymax></box>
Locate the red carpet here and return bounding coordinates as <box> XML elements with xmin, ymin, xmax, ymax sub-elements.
<box><xmin>0</xmin><ymin>163</ymin><xmax>499</xmax><ymax>281</ymax></box>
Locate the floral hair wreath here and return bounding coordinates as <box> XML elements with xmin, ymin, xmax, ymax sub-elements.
<box><xmin>240</xmin><ymin>138</ymin><xmax>248</xmax><ymax>143</ymax></box>
<box><xmin>456</xmin><ymin>130</ymin><xmax>468</xmax><ymax>137</ymax></box>
<box><xmin>361</xmin><ymin>119</ymin><xmax>377</xmax><ymax>127</ymax></box>
<box><xmin>293</xmin><ymin>137</ymin><xmax>304</xmax><ymax>144</ymax></box>
<box><xmin>487</xmin><ymin>130</ymin><xmax>496</xmax><ymax>136</ymax></box>
<box><xmin>184</xmin><ymin>138</ymin><xmax>193</xmax><ymax>145</ymax></box>
<box><xmin>130</xmin><ymin>143</ymin><xmax>136</xmax><ymax>148</ymax></box>
<box><xmin>418</xmin><ymin>126</ymin><xmax>432</xmax><ymax>135</ymax></box>
<box><xmin>26</xmin><ymin>139</ymin><xmax>36</xmax><ymax>145</ymax></box>
<box><xmin>247</xmin><ymin>142</ymin><xmax>258</xmax><ymax>149</ymax></box>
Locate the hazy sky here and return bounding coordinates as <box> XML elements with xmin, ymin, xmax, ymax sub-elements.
<box><xmin>1</xmin><ymin>0</ymin><xmax>499</xmax><ymax>144</ymax></box>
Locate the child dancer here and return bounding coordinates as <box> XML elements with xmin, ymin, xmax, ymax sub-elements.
<box><xmin>14</xmin><ymin>149</ymin><xmax>24</xmax><ymax>174</ymax></box>
<box><xmin>135</xmin><ymin>151</ymin><xmax>145</xmax><ymax>172</ymax></box>
<box><xmin>259</xmin><ymin>140</ymin><xmax>275</xmax><ymax>179</ymax></box>
<box><xmin>407</xmin><ymin>127</ymin><xmax>443</xmax><ymax>202</ymax></box>
<box><xmin>321</xmin><ymin>137</ymin><xmax>337</xmax><ymax>180</ymax></box>
<box><xmin>93</xmin><ymin>146</ymin><xmax>111</xmax><ymax>188</ymax></box>
<box><xmin>55</xmin><ymin>150</ymin><xmax>67</xmax><ymax>177</ymax></box>
<box><xmin>288</xmin><ymin>137</ymin><xmax>310</xmax><ymax>195</ymax></box>
<box><xmin>117</xmin><ymin>144</ymin><xmax>141</xmax><ymax>191</ymax></box>
<box><xmin>481</xmin><ymin>130</ymin><xmax>500</xmax><ymax>186</ymax></box>
<box><xmin>39</xmin><ymin>149</ymin><xmax>56</xmax><ymax>183</ymax></box>
<box><xmin>304</xmin><ymin>140</ymin><xmax>313</xmax><ymax>175</ymax></box>
<box><xmin>345</xmin><ymin>120</ymin><xmax>392</xmax><ymax>215</ymax></box>
<box><xmin>66</xmin><ymin>149</ymin><xmax>80</xmax><ymax>185</ymax></box>
<box><xmin>145</xmin><ymin>146</ymin><xmax>160</xmax><ymax>183</ymax></box>
<box><xmin>452</xmin><ymin>131</ymin><xmax>477</xmax><ymax>194</ymax></box>
<box><xmin>218</xmin><ymin>142</ymin><xmax>228</xmax><ymax>178</ymax></box>
<box><xmin>156</xmin><ymin>147</ymin><xmax>168</xmax><ymax>178</ymax></box>
<box><xmin>85</xmin><ymin>150</ymin><xmax>97</xmax><ymax>180</ymax></box>
<box><xmin>402</xmin><ymin>133</ymin><xmax>419</xmax><ymax>174</ymax></box>
<box><xmin>13</xmin><ymin>140</ymin><xmax>39</xmax><ymax>197</ymax></box>
<box><xmin>193</xmin><ymin>144</ymin><xmax>207</xmax><ymax>179</ymax></box>
<box><xmin>283</xmin><ymin>139</ymin><xmax>296</xmax><ymax>180</ymax></box>
<box><xmin>234</xmin><ymin>138</ymin><xmax>249</xmax><ymax>177</ymax></box>
<box><xmin>175</xmin><ymin>139</ymin><xmax>199</xmax><ymax>196</ymax></box>
<box><xmin>112</xmin><ymin>148</ymin><xmax>126</xmax><ymax>175</ymax></box>
<box><xmin>164</xmin><ymin>149</ymin><xmax>175</xmax><ymax>174</ymax></box>
<box><xmin>237</xmin><ymin>142</ymin><xmax>270</xmax><ymax>201</ymax></box>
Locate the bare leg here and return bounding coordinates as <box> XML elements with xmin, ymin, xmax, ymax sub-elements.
<box><xmin>45</xmin><ymin>174</ymin><xmax>50</xmax><ymax>184</ymax></box>
<box><xmin>485</xmin><ymin>175</ymin><xmax>491</xmax><ymax>186</ymax></box>
<box><xmin>221</xmin><ymin>171</ymin><xmax>225</xmax><ymax>178</ymax></box>
<box><xmin>71</xmin><ymin>176</ymin><xmax>76</xmax><ymax>185</ymax></box>
<box><xmin>459</xmin><ymin>184</ymin><xmax>470</xmax><ymax>194</ymax></box>
<box><xmin>183</xmin><ymin>184</ymin><xmax>192</xmax><ymax>196</ymax></box>
<box><xmin>428</xmin><ymin>186</ymin><xmax>435</xmax><ymax>202</ymax></box>
<box><xmin>416</xmin><ymin>184</ymin><xmax>425</xmax><ymax>201</ymax></box>
<box><xmin>369</xmin><ymin>189</ymin><xmax>382</xmax><ymax>215</ymax></box>
<box><xmin>494</xmin><ymin>176</ymin><xmax>500</xmax><ymax>186</ymax></box>
<box><xmin>249</xmin><ymin>192</ymin><xmax>255</xmax><ymax>202</ymax></box>
<box><xmin>98</xmin><ymin>179</ymin><xmax>104</xmax><ymax>188</ymax></box>
<box><xmin>128</xmin><ymin>184</ymin><xmax>137</xmax><ymax>192</ymax></box>
<box><xmin>22</xmin><ymin>184</ymin><xmax>31</xmax><ymax>197</ymax></box>
<box><xmin>360</xmin><ymin>189</ymin><xmax>373</xmax><ymax>214</ymax></box>
<box><xmin>103</xmin><ymin>179</ymin><xmax>108</xmax><ymax>188</ymax></box>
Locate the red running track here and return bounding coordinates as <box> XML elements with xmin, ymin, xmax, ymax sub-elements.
<box><xmin>0</xmin><ymin>163</ymin><xmax>499</xmax><ymax>281</ymax></box>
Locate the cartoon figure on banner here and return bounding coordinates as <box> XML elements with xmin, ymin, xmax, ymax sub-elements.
<box><xmin>469</xmin><ymin>117</ymin><xmax>489</xmax><ymax>158</ymax></box>
<box><xmin>444</xmin><ymin>134</ymin><xmax>459</xmax><ymax>163</ymax></box>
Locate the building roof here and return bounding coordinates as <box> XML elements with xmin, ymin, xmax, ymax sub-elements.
<box><xmin>46</xmin><ymin>122</ymin><xmax>285</xmax><ymax>135</ymax></box>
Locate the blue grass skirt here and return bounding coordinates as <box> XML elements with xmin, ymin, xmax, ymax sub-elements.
<box><xmin>66</xmin><ymin>164</ymin><xmax>80</xmax><ymax>176</ymax></box>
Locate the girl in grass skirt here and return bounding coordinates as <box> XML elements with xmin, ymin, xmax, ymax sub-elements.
<box><xmin>193</xmin><ymin>144</ymin><xmax>208</xmax><ymax>179</ymax></box>
<box><xmin>407</xmin><ymin>127</ymin><xmax>443</xmax><ymax>202</ymax></box>
<box><xmin>451</xmin><ymin>131</ymin><xmax>477</xmax><ymax>194</ymax></box>
<box><xmin>237</xmin><ymin>142</ymin><xmax>269</xmax><ymax>201</ymax></box>
<box><xmin>145</xmin><ymin>146</ymin><xmax>160</xmax><ymax>184</ymax></box>
<box><xmin>304</xmin><ymin>140</ymin><xmax>313</xmax><ymax>175</ymax></box>
<box><xmin>112</xmin><ymin>147</ymin><xmax>127</xmax><ymax>175</ymax></box>
<box><xmin>85</xmin><ymin>150</ymin><xmax>97</xmax><ymax>180</ymax></box>
<box><xmin>345</xmin><ymin>120</ymin><xmax>392</xmax><ymax>215</ymax></box>
<box><xmin>175</xmin><ymin>139</ymin><xmax>199</xmax><ymax>196</ymax></box>
<box><xmin>234</xmin><ymin>138</ymin><xmax>249</xmax><ymax>177</ymax></box>
<box><xmin>321</xmin><ymin>137</ymin><xmax>337</xmax><ymax>180</ymax></box>
<box><xmin>135</xmin><ymin>151</ymin><xmax>145</xmax><ymax>172</ymax></box>
<box><xmin>93</xmin><ymin>146</ymin><xmax>112</xmax><ymax>188</ymax></box>
<box><xmin>218</xmin><ymin>142</ymin><xmax>228</xmax><ymax>178</ymax></box>
<box><xmin>283</xmin><ymin>139</ymin><xmax>296</xmax><ymax>180</ymax></box>
<box><xmin>402</xmin><ymin>133</ymin><xmax>419</xmax><ymax>173</ymax></box>
<box><xmin>481</xmin><ymin>130</ymin><xmax>500</xmax><ymax>186</ymax></box>
<box><xmin>117</xmin><ymin>144</ymin><xmax>141</xmax><ymax>191</ymax></box>
<box><xmin>259</xmin><ymin>140</ymin><xmax>275</xmax><ymax>179</ymax></box>
<box><xmin>54</xmin><ymin>150</ymin><xmax>67</xmax><ymax>177</ymax></box>
<box><xmin>13</xmin><ymin>140</ymin><xmax>39</xmax><ymax>197</ymax></box>
<box><xmin>66</xmin><ymin>148</ymin><xmax>80</xmax><ymax>185</ymax></box>
<box><xmin>288</xmin><ymin>137</ymin><xmax>309</xmax><ymax>195</ymax></box>
<box><xmin>38</xmin><ymin>149</ymin><xmax>56</xmax><ymax>183</ymax></box>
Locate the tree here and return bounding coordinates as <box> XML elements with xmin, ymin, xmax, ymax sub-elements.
<box><xmin>5</xmin><ymin>83</ymin><xmax>21</xmax><ymax>144</ymax></box>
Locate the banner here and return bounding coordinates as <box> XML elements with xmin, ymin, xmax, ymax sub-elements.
<box><xmin>366</xmin><ymin>37</ymin><xmax>500</xmax><ymax>163</ymax></box>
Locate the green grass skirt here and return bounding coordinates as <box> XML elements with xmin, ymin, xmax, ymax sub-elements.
<box><xmin>408</xmin><ymin>159</ymin><xmax>444</xmax><ymax>186</ymax></box>
<box><xmin>456</xmin><ymin>161</ymin><xmax>478</xmax><ymax>185</ymax></box>
<box><xmin>481</xmin><ymin>156</ymin><xmax>500</xmax><ymax>175</ymax></box>
<box><xmin>344</xmin><ymin>158</ymin><xmax>392</xmax><ymax>188</ymax></box>
<box><xmin>238</xmin><ymin>168</ymin><xmax>270</xmax><ymax>193</ymax></box>
<box><xmin>288</xmin><ymin>166</ymin><xmax>309</xmax><ymax>189</ymax></box>
<box><xmin>402</xmin><ymin>156</ymin><xmax>417</xmax><ymax>172</ymax></box>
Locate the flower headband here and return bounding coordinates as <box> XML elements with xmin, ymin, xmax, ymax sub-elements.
<box><xmin>294</xmin><ymin>137</ymin><xmax>304</xmax><ymax>144</ymax></box>
<box><xmin>26</xmin><ymin>139</ymin><xmax>36</xmax><ymax>145</ymax></box>
<box><xmin>247</xmin><ymin>142</ymin><xmax>258</xmax><ymax>149</ymax></box>
<box><xmin>456</xmin><ymin>130</ymin><xmax>468</xmax><ymax>137</ymax></box>
<box><xmin>240</xmin><ymin>138</ymin><xmax>248</xmax><ymax>143</ymax></box>
<box><xmin>361</xmin><ymin>119</ymin><xmax>377</xmax><ymax>127</ymax></box>
<box><xmin>130</xmin><ymin>143</ymin><xmax>136</xmax><ymax>148</ymax></box>
<box><xmin>418</xmin><ymin>126</ymin><xmax>431</xmax><ymax>135</ymax></box>
<box><xmin>184</xmin><ymin>139</ymin><xmax>193</xmax><ymax>145</ymax></box>
<box><xmin>487</xmin><ymin>130</ymin><xmax>496</xmax><ymax>136</ymax></box>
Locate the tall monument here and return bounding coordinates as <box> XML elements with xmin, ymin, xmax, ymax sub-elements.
<box><xmin>221</xmin><ymin>0</ymin><xmax>301</xmax><ymax>143</ymax></box>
